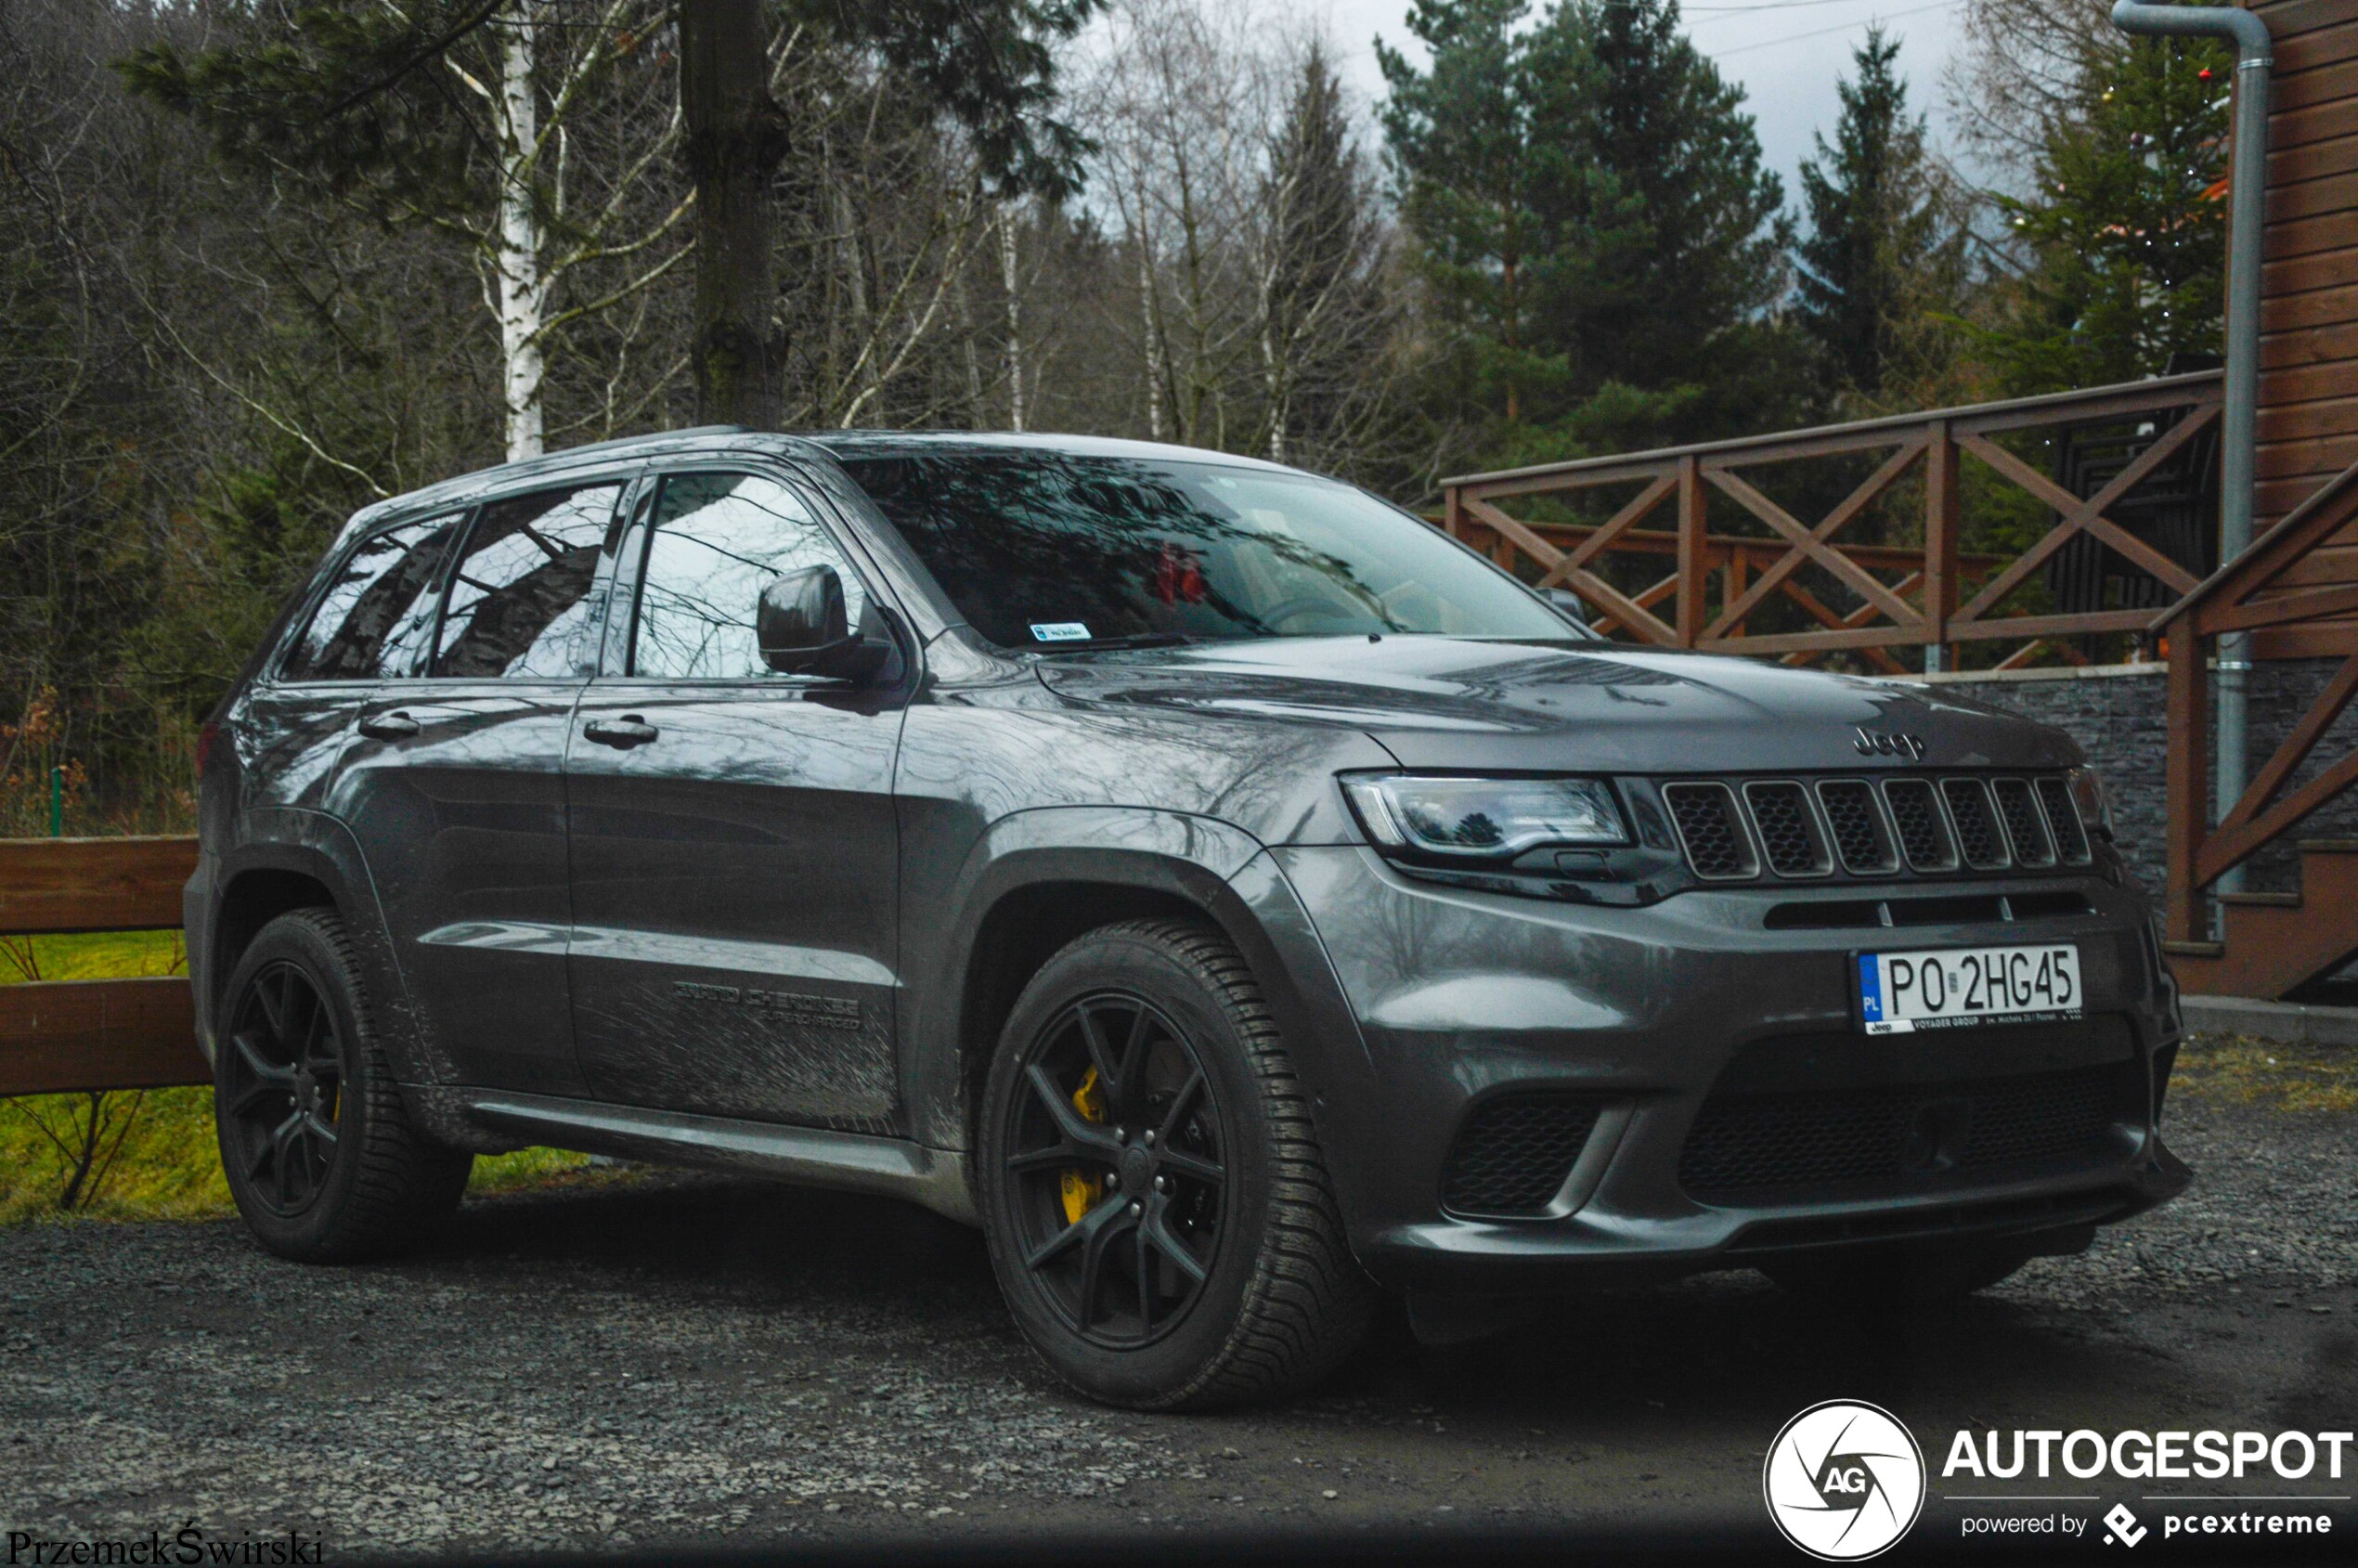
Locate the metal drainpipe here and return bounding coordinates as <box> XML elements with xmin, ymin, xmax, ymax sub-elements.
<box><xmin>2111</xmin><ymin>1</ymin><xmax>2271</xmax><ymax>897</ymax></box>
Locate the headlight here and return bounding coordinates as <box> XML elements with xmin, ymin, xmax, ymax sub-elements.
<box><xmin>2067</xmin><ymin>765</ymin><xmax>2114</xmax><ymax>838</ymax></box>
<box><xmin>1342</xmin><ymin>774</ymin><xmax>1627</xmax><ymax>858</ymax></box>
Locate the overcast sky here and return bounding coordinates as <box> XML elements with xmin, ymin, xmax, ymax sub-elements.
<box><xmin>1299</xmin><ymin>0</ymin><xmax>1977</xmax><ymax>204</ymax></box>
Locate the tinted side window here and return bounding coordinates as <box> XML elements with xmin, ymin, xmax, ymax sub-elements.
<box><xmin>631</xmin><ymin>473</ymin><xmax>867</xmax><ymax>680</ymax></box>
<box><xmin>432</xmin><ymin>482</ymin><xmax>622</xmax><ymax>679</ymax></box>
<box><xmin>281</xmin><ymin>513</ymin><xmax>462</xmax><ymax>681</ymax></box>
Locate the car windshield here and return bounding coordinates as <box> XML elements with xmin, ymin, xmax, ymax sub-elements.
<box><xmin>836</xmin><ymin>449</ymin><xmax>1580</xmax><ymax>649</ymax></box>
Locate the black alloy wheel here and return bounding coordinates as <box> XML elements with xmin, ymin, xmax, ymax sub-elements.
<box><xmin>220</xmin><ymin>960</ymin><xmax>346</xmax><ymax>1217</ymax></box>
<box><xmin>214</xmin><ymin>908</ymin><xmax>473</xmax><ymax>1262</ymax></box>
<box><xmin>978</xmin><ymin>919</ymin><xmax>1376</xmax><ymax>1410</ymax></box>
<box><xmin>1000</xmin><ymin>991</ymin><xmax>1229</xmax><ymax>1347</ymax></box>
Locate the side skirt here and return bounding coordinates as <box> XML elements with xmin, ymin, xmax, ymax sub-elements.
<box><xmin>455</xmin><ymin>1090</ymin><xmax>978</xmax><ymax>1225</ymax></box>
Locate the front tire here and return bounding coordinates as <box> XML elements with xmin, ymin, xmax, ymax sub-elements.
<box><xmin>978</xmin><ymin>919</ymin><xmax>1375</xmax><ymax>1410</ymax></box>
<box><xmin>214</xmin><ymin>909</ymin><xmax>473</xmax><ymax>1262</ymax></box>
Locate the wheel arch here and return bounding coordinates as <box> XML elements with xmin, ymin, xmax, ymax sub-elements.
<box><xmin>199</xmin><ymin>809</ymin><xmax>452</xmax><ymax>1108</ymax></box>
<box><xmin>910</xmin><ymin>808</ymin><xmax>1372</xmax><ymax>1187</ymax></box>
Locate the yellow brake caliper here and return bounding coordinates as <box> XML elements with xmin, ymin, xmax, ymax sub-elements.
<box><xmin>1059</xmin><ymin>1066</ymin><xmax>1108</xmax><ymax>1225</ymax></box>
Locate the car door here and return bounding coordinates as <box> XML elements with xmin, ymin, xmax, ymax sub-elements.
<box><xmin>565</xmin><ymin>466</ymin><xmax>906</xmax><ymax>1127</ymax></box>
<box><xmin>331</xmin><ymin>474</ymin><xmax>633</xmax><ymax>1095</ymax></box>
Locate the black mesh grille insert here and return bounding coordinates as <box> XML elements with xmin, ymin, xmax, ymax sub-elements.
<box><xmin>2037</xmin><ymin>776</ymin><xmax>2092</xmax><ymax>863</ymax></box>
<box><xmin>1679</xmin><ymin>1065</ymin><xmax>2121</xmax><ymax>1201</ymax></box>
<box><xmin>1665</xmin><ymin>784</ymin><xmax>1754</xmax><ymax>879</ymax></box>
<box><xmin>1881</xmin><ymin>780</ymin><xmax>1957</xmax><ymax>871</ymax></box>
<box><xmin>1816</xmin><ymin>780</ymin><xmax>1898</xmax><ymax>875</ymax></box>
<box><xmin>1441</xmin><ymin>1095</ymin><xmax>1604</xmax><ymax>1215</ymax></box>
<box><xmin>1743</xmin><ymin>782</ymin><xmax>1830</xmax><ymax>876</ymax></box>
<box><xmin>1940</xmin><ymin>779</ymin><xmax>2010</xmax><ymax>870</ymax></box>
<box><xmin>1991</xmin><ymin>778</ymin><xmax>2055</xmax><ymax>866</ymax></box>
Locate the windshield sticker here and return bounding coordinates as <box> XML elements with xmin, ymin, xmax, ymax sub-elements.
<box><xmin>1030</xmin><ymin>622</ymin><xmax>1092</xmax><ymax>642</ymax></box>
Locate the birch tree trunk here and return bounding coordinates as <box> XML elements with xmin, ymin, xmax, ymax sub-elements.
<box><xmin>495</xmin><ymin>1</ymin><xmax>547</xmax><ymax>461</ymax></box>
<box><xmin>1000</xmin><ymin>205</ymin><xmax>1025</xmax><ymax>432</ymax></box>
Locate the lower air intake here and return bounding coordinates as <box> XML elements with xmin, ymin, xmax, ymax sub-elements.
<box><xmin>1678</xmin><ymin>1065</ymin><xmax>2123</xmax><ymax>1203</ymax></box>
<box><xmin>1441</xmin><ymin>1094</ymin><xmax>1605</xmax><ymax>1216</ymax></box>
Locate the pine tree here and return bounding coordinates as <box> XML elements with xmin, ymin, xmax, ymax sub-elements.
<box><xmin>1532</xmin><ymin>0</ymin><xmax>1790</xmax><ymax>396</ymax></box>
<box><xmin>1378</xmin><ymin>0</ymin><xmax>1559</xmax><ymax>422</ymax></box>
<box><xmin>1983</xmin><ymin>32</ymin><xmax>2231</xmax><ymax>395</ymax></box>
<box><xmin>1794</xmin><ymin>27</ymin><xmax>1965</xmax><ymax>397</ymax></box>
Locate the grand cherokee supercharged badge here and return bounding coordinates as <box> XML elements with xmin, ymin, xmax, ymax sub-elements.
<box><xmin>673</xmin><ymin>981</ymin><xmax>862</xmax><ymax>1030</ymax></box>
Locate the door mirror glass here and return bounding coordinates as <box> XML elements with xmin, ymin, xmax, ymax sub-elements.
<box><xmin>757</xmin><ymin>566</ymin><xmax>850</xmax><ymax>671</ymax></box>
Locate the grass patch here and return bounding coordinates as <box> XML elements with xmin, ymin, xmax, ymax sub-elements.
<box><xmin>1</xmin><ymin>929</ymin><xmax>634</xmax><ymax>1222</ymax></box>
<box><xmin>2170</xmin><ymin>1032</ymin><xmax>2358</xmax><ymax>1115</ymax></box>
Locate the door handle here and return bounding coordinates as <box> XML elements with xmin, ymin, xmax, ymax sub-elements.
<box><xmin>583</xmin><ymin>716</ymin><xmax>659</xmax><ymax>749</ymax></box>
<box><xmin>357</xmin><ymin>711</ymin><xmax>420</xmax><ymax>741</ymax></box>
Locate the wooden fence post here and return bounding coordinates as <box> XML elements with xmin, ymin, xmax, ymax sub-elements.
<box><xmin>1677</xmin><ymin>455</ymin><xmax>1705</xmax><ymax>647</ymax></box>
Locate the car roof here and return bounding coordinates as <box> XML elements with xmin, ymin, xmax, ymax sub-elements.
<box><xmin>341</xmin><ymin>427</ymin><xmax>1304</xmax><ymax>539</ymax></box>
<box><xmin>805</xmin><ymin>429</ymin><xmax>1300</xmax><ymax>474</ymax></box>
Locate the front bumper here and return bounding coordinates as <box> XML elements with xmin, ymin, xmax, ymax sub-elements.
<box><xmin>1260</xmin><ymin>846</ymin><xmax>2189</xmax><ymax>1292</ymax></box>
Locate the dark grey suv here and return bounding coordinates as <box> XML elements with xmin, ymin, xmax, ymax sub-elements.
<box><xmin>188</xmin><ymin>428</ymin><xmax>2188</xmax><ymax>1409</ymax></box>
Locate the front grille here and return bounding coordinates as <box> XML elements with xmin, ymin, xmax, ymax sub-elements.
<box><xmin>1678</xmin><ymin>1065</ymin><xmax>2123</xmax><ymax>1203</ymax></box>
<box><xmin>2037</xmin><ymin>776</ymin><xmax>2092</xmax><ymax>863</ymax></box>
<box><xmin>1991</xmin><ymin>778</ymin><xmax>2055</xmax><ymax>867</ymax></box>
<box><xmin>1816</xmin><ymin>780</ymin><xmax>1898</xmax><ymax>875</ymax></box>
<box><xmin>1655</xmin><ymin>772</ymin><xmax>2086</xmax><ymax>884</ymax></box>
<box><xmin>1663</xmin><ymin>783</ymin><xmax>1756</xmax><ymax>879</ymax></box>
<box><xmin>1881</xmin><ymin>779</ymin><xmax>1958</xmax><ymax>871</ymax></box>
<box><xmin>1941</xmin><ymin>779</ymin><xmax>2010</xmax><ymax>870</ymax></box>
<box><xmin>1441</xmin><ymin>1094</ymin><xmax>1604</xmax><ymax>1216</ymax></box>
<box><xmin>1744</xmin><ymin>782</ymin><xmax>1833</xmax><ymax>876</ymax></box>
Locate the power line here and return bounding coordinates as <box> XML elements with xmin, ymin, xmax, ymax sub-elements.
<box><xmin>1710</xmin><ymin>0</ymin><xmax>1964</xmax><ymax>58</ymax></box>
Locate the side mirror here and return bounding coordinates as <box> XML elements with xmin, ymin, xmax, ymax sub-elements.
<box><xmin>758</xmin><ymin>566</ymin><xmax>851</xmax><ymax>673</ymax></box>
<box><xmin>1545</xmin><ymin>588</ymin><xmax>1587</xmax><ymax>625</ymax></box>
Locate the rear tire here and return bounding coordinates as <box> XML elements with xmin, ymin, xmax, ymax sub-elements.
<box><xmin>214</xmin><ymin>909</ymin><xmax>473</xmax><ymax>1262</ymax></box>
<box><xmin>1762</xmin><ymin>1242</ymin><xmax>2033</xmax><ymax>1309</ymax></box>
<box><xmin>978</xmin><ymin>918</ymin><xmax>1376</xmax><ymax>1410</ymax></box>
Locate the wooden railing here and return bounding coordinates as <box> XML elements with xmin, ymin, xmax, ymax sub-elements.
<box><xmin>0</xmin><ymin>836</ymin><xmax>207</xmax><ymax>1097</ymax></box>
<box><xmin>2160</xmin><ymin>460</ymin><xmax>2358</xmax><ymax>943</ymax></box>
<box><xmin>1442</xmin><ymin>372</ymin><xmax>2224</xmax><ymax>672</ymax></box>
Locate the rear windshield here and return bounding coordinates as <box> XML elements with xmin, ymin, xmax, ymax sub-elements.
<box><xmin>836</xmin><ymin>451</ymin><xmax>1575</xmax><ymax>649</ymax></box>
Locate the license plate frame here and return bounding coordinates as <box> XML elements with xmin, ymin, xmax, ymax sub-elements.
<box><xmin>1854</xmin><ymin>942</ymin><xmax>2084</xmax><ymax>1035</ymax></box>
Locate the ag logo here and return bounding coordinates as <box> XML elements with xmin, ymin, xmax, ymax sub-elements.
<box><xmin>1763</xmin><ymin>1399</ymin><xmax>1925</xmax><ymax>1561</ymax></box>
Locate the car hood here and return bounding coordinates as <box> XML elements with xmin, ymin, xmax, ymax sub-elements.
<box><xmin>1030</xmin><ymin>636</ymin><xmax>2079</xmax><ymax>773</ymax></box>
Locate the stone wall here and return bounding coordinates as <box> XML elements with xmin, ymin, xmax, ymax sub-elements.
<box><xmin>1877</xmin><ymin>658</ymin><xmax>2358</xmax><ymax>897</ymax></box>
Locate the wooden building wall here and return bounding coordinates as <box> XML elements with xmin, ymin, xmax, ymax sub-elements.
<box><xmin>2249</xmin><ymin>0</ymin><xmax>2357</xmax><ymax>655</ymax></box>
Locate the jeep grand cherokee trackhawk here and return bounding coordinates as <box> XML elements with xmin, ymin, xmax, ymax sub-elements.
<box><xmin>188</xmin><ymin>429</ymin><xmax>2189</xmax><ymax>1409</ymax></box>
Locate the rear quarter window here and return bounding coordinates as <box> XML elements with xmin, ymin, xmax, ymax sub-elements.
<box><xmin>280</xmin><ymin>512</ymin><xmax>463</xmax><ymax>682</ymax></box>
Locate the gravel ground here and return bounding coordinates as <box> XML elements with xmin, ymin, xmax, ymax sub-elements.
<box><xmin>2</xmin><ymin>1042</ymin><xmax>2353</xmax><ymax>1559</ymax></box>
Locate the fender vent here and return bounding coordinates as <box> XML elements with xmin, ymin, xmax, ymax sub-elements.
<box><xmin>1441</xmin><ymin>1094</ymin><xmax>1605</xmax><ymax>1217</ymax></box>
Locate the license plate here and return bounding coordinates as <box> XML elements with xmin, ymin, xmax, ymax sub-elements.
<box><xmin>1857</xmin><ymin>943</ymin><xmax>2082</xmax><ymax>1034</ymax></box>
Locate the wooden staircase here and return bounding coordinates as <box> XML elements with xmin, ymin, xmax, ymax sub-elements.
<box><xmin>2165</xmin><ymin>841</ymin><xmax>2358</xmax><ymax>999</ymax></box>
<box><xmin>2159</xmin><ymin>456</ymin><xmax>2358</xmax><ymax>1004</ymax></box>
